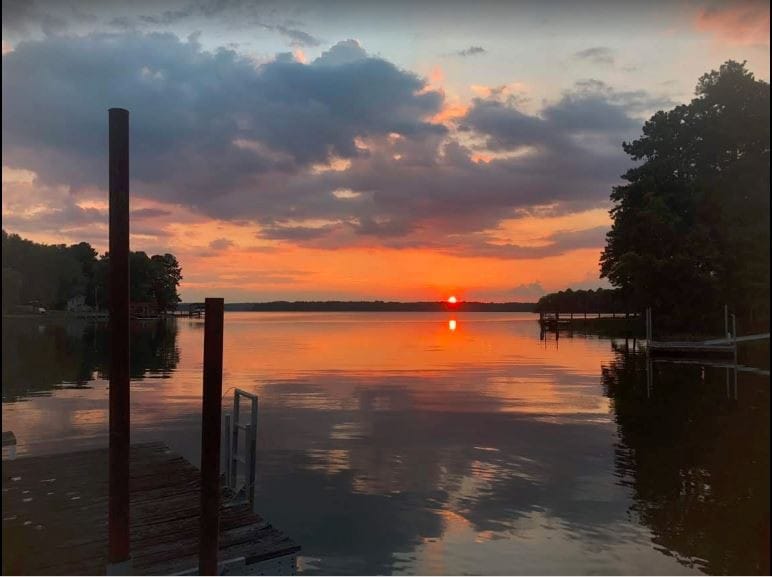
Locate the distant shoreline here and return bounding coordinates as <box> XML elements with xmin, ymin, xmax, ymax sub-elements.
<box><xmin>179</xmin><ymin>301</ymin><xmax>537</xmax><ymax>313</ymax></box>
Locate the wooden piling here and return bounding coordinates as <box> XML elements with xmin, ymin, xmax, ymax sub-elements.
<box><xmin>108</xmin><ymin>108</ymin><xmax>131</xmax><ymax>567</ymax></box>
<box><xmin>200</xmin><ymin>298</ymin><xmax>225</xmax><ymax>575</ymax></box>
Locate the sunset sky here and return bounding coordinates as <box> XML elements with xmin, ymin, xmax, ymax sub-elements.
<box><xmin>2</xmin><ymin>0</ymin><xmax>769</xmax><ymax>302</ymax></box>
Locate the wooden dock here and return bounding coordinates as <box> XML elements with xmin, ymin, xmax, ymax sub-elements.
<box><xmin>647</xmin><ymin>340</ymin><xmax>736</xmax><ymax>357</ymax></box>
<box><xmin>538</xmin><ymin>311</ymin><xmax>639</xmax><ymax>330</ymax></box>
<box><xmin>2</xmin><ymin>442</ymin><xmax>299</xmax><ymax>575</ymax></box>
<box><xmin>642</xmin><ymin>307</ymin><xmax>770</xmax><ymax>359</ymax></box>
<box><xmin>167</xmin><ymin>304</ymin><xmax>205</xmax><ymax>318</ymax></box>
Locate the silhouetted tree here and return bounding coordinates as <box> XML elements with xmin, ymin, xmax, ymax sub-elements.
<box><xmin>600</xmin><ymin>61</ymin><xmax>770</xmax><ymax>331</ymax></box>
<box><xmin>150</xmin><ymin>254</ymin><xmax>182</xmax><ymax>311</ymax></box>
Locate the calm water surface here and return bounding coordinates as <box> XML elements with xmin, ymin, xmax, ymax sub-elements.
<box><xmin>2</xmin><ymin>312</ymin><xmax>769</xmax><ymax>574</ymax></box>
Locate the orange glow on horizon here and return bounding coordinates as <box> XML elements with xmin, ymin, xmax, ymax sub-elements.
<box><xmin>1</xmin><ymin>181</ymin><xmax>610</xmax><ymax>302</ymax></box>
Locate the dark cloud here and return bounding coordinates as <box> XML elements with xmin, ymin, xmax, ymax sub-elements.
<box><xmin>102</xmin><ymin>2</ymin><xmax>321</xmax><ymax>47</ymax></box>
<box><xmin>260</xmin><ymin>224</ymin><xmax>339</xmax><ymax>241</ymax></box>
<box><xmin>510</xmin><ymin>282</ymin><xmax>546</xmax><ymax>297</ymax></box>
<box><xmin>572</xmin><ymin>78</ymin><xmax>675</xmax><ymax>114</ymax></box>
<box><xmin>440</xmin><ymin>226</ymin><xmax>609</xmax><ymax>260</ymax></box>
<box><xmin>3</xmin><ymin>32</ymin><xmax>654</xmax><ymax>259</ymax></box>
<box><xmin>541</xmin><ymin>94</ymin><xmax>639</xmax><ymax>134</ymax></box>
<box><xmin>2</xmin><ymin>201</ymin><xmax>106</xmax><ymax>236</ymax></box>
<box><xmin>208</xmin><ymin>237</ymin><xmax>234</xmax><ymax>250</ymax></box>
<box><xmin>456</xmin><ymin>45</ymin><xmax>486</xmax><ymax>57</ymax></box>
<box><xmin>574</xmin><ymin>46</ymin><xmax>614</xmax><ymax>65</ymax></box>
<box><xmin>2</xmin><ymin>33</ymin><xmax>443</xmax><ymax>196</ymax></box>
<box><xmin>464</xmin><ymin>81</ymin><xmax>645</xmax><ymax>151</ymax></box>
<box><xmin>2</xmin><ymin>0</ymin><xmax>102</xmax><ymax>38</ymax></box>
<box><xmin>313</xmin><ymin>38</ymin><xmax>368</xmax><ymax>66</ymax></box>
<box><xmin>139</xmin><ymin>8</ymin><xmax>197</xmax><ymax>26</ymax></box>
<box><xmin>271</xmin><ymin>24</ymin><xmax>321</xmax><ymax>47</ymax></box>
<box><xmin>132</xmin><ymin>207</ymin><xmax>172</xmax><ymax>218</ymax></box>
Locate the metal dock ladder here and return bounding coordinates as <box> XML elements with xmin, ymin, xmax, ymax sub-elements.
<box><xmin>223</xmin><ymin>389</ymin><xmax>258</xmax><ymax>507</ymax></box>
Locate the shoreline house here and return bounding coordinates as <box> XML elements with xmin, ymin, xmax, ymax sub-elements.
<box><xmin>130</xmin><ymin>301</ymin><xmax>159</xmax><ymax>319</ymax></box>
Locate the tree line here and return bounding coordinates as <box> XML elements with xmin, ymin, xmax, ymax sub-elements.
<box><xmin>534</xmin><ymin>288</ymin><xmax>627</xmax><ymax>314</ymax></box>
<box><xmin>549</xmin><ymin>61</ymin><xmax>768</xmax><ymax>332</ymax></box>
<box><xmin>2</xmin><ymin>230</ymin><xmax>182</xmax><ymax>313</ymax></box>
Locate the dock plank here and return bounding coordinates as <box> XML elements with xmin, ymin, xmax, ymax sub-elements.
<box><xmin>2</xmin><ymin>443</ymin><xmax>299</xmax><ymax>575</ymax></box>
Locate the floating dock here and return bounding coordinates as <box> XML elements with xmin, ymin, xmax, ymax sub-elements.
<box><xmin>2</xmin><ymin>442</ymin><xmax>299</xmax><ymax>575</ymax></box>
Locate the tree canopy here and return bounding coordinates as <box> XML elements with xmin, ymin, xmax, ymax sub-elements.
<box><xmin>600</xmin><ymin>61</ymin><xmax>770</xmax><ymax>331</ymax></box>
<box><xmin>2</xmin><ymin>230</ymin><xmax>182</xmax><ymax>313</ymax></box>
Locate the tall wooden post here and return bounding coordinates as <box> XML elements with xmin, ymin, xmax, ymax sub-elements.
<box><xmin>108</xmin><ymin>108</ymin><xmax>131</xmax><ymax>570</ymax></box>
<box><xmin>200</xmin><ymin>298</ymin><xmax>224</xmax><ymax>575</ymax></box>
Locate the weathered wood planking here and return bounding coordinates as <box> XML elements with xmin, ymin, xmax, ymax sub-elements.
<box><xmin>2</xmin><ymin>442</ymin><xmax>299</xmax><ymax>575</ymax></box>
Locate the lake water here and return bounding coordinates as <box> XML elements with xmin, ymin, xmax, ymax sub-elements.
<box><xmin>2</xmin><ymin>312</ymin><xmax>769</xmax><ymax>574</ymax></box>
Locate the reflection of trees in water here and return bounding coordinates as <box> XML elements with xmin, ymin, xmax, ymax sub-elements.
<box><xmin>125</xmin><ymin>320</ymin><xmax>180</xmax><ymax>379</ymax></box>
<box><xmin>602</xmin><ymin>344</ymin><xmax>770</xmax><ymax>574</ymax></box>
<box><xmin>2</xmin><ymin>318</ymin><xmax>180</xmax><ymax>402</ymax></box>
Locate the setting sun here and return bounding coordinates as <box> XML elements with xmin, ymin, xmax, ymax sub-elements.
<box><xmin>447</xmin><ymin>296</ymin><xmax>457</xmax><ymax>304</ymax></box>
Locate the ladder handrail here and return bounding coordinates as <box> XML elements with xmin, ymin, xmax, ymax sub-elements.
<box><xmin>224</xmin><ymin>389</ymin><xmax>258</xmax><ymax>507</ymax></box>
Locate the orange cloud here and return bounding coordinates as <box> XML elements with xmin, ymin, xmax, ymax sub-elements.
<box><xmin>429</xmin><ymin>65</ymin><xmax>444</xmax><ymax>87</ymax></box>
<box><xmin>695</xmin><ymin>1</ymin><xmax>770</xmax><ymax>46</ymax></box>
<box><xmin>430</xmin><ymin>100</ymin><xmax>469</xmax><ymax>124</ymax></box>
<box><xmin>419</xmin><ymin>65</ymin><xmax>446</xmax><ymax>96</ymax></box>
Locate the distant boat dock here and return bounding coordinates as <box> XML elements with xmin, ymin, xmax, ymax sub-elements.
<box><xmin>168</xmin><ymin>303</ymin><xmax>206</xmax><ymax>318</ymax></box>
<box><xmin>538</xmin><ymin>311</ymin><xmax>639</xmax><ymax>330</ymax></box>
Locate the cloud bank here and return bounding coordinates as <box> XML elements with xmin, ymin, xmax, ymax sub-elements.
<box><xmin>2</xmin><ymin>32</ymin><xmax>661</xmax><ymax>259</ymax></box>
